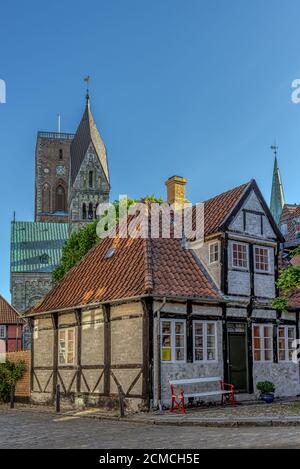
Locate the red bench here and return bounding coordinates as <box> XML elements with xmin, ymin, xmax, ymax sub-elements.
<box><xmin>169</xmin><ymin>376</ymin><xmax>236</xmax><ymax>414</ymax></box>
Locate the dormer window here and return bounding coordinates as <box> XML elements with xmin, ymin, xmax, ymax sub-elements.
<box><xmin>40</xmin><ymin>253</ymin><xmax>49</xmax><ymax>264</ymax></box>
<box><xmin>208</xmin><ymin>242</ymin><xmax>219</xmax><ymax>264</ymax></box>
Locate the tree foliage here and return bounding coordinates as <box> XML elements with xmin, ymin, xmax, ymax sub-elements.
<box><xmin>0</xmin><ymin>360</ymin><xmax>26</xmax><ymax>402</ymax></box>
<box><xmin>272</xmin><ymin>246</ymin><xmax>300</xmax><ymax>313</ymax></box>
<box><xmin>52</xmin><ymin>195</ymin><xmax>162</xmax><ymax>283</ymax></box>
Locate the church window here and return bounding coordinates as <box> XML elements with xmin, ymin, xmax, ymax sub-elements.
<box><xmin>82</xmin><ymin>203</ymin><xmax>87</xmax><ymax>220</ymax></box>
<box><xmin>55</xmin><ymin>185</ymin><xmax>66</xmax><ymax>211</ymax></box>
<box><xmin>88</xmin><ymin>203</ymin><xmax>94</xmax><ymax>220</ymax></box>
<box><xmin>89</xmin><ymin>171</ymin><xmax>94</xmax><ymax>188</ymax></box>
<box><xmin>40</xmin><ymin>253</ymin><xmax>49</xmax><ymax>264</ymax></box>
<box><xmin>42</xmin><ymin>184</ymin><xmax>51</xmax><ymax>213</ymax></box>
<box><xmin>59</xmin><ymin>149</ymin><xmax>63</xmax><ymax>160</ymax></box>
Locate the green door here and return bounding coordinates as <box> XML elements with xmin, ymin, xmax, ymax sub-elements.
<box><xmin>227</xmin><ymin>323</ymin><xmax>248</xmax><ymax>392</ymax></box>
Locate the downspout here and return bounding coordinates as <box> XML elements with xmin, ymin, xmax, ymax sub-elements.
<box><xmin>154</xmin><ymin>297</ymin><xmax>167</xmax><ymax>411</ymax></box>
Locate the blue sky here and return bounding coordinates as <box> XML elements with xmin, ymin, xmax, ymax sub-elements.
<box><xmin>1</xmin><ymin>0</ymin><xmax>300</xmax><ymax>301</ymax></box>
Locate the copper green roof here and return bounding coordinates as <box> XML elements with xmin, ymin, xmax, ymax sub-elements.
<box><xmin>270</xmin><ymin>157</ymin><xmax>285</xmax><ymax>224</ymax></box>
<box><xmin>11</xmin><ymin>222</ymin><xmax>68</xmax><ymax>273</ymax></box>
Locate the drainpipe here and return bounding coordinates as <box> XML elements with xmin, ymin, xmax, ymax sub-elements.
<box><xmin>154</xmin><ymin>297</ymin><xmax>167</xmax><ymax>411</ymax></box>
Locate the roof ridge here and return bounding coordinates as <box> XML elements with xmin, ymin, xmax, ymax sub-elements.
<box><xmin>203</xmin><ymin>180</ymin><xmax>251</xmax><ymax>204</ymax></box>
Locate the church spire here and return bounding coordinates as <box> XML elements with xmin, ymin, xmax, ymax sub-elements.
<box><xmin>270</xmin><ymin>144</ymin><xmax>285</xmax><ymax>224</ymax></box>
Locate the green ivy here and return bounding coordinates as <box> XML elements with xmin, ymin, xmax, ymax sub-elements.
<box><xmin>52</xmin><ymin>195</ymin><xmax>163</xmax><ymax>283</ymax></box>
<box><xmin>0</xmin><ymin>360</ymin><xmax>26</xmax><ymax>402</ymax></box>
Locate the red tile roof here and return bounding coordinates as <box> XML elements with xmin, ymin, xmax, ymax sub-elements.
<box><xmin>29</xmin><ymin>180</ymin><xmax>255</xmax><ymax>315</ymax></box>
<box><xmin>203</xmin><ymin>181</ymin><xmax>250</xmax><ymax>236</ymax></box>
<box><xmin>288</xmin><ymin>289</ymin><xmax>300</xmax><ymax>309</ymax></box>
<box><xmin>29</xmin><ymin>234</ymin><xmax>221</xmax><ymax>315</ymax></box>
<box><xmin>0</xmin><ymin>295</ymin><xmax>24</xmax><ymax>324</ymax></box>
<box><xmin>280</xmin><ymin>204</ymin><xmax>300</xmax><ymax>243</ymax></box>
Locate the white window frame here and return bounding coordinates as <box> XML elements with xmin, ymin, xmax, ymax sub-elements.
<box><xmin>33</xmin><ymin>319</ymin><xmax>39</xmax><ymax>339</ymax></box>
<box><xmin>254</xmin><ymin>246</ymin><xmax>271</xmax><ymax>273</ymax></box>
<box><xmin>160</xmin><ymin>319</ymin><xmax>186</xmax><ymax>363</ymax></box>
<box><xmin>231</xmin><ymin>241</ymin><xmax>248</xmax><ymax>270</ymax></box>
<box><xmin>278</xmin><ymin>325</ymin><xmax>296</xmax><ymax>362</ymax></box>
<box><xmin>193</xmin><ymin>320</ymin><xmax>218</xmax><ymax>363</ymax></box>
<box><xmin>58</xmin><ymin>327</ymin><xmax>76</xmax><ymax>366</ymax></box>
<box><xmin>208</xmin><ymin>241</ymin><xmax>219</xmax><ymax>265</ymax></box>
<box><xmin>0</xmin><ymin>325</ymin><xmax>6</xmax><ymax>339</ymax></box>
<box><xmin>252</xmin><ymin>324</ymin><xmax>273</xmax><ymax>362</ymax></box>
<box><xmin>280</xmin><ymin>223</ymin><xmax>288</xmax><ymax>235</ymax></box>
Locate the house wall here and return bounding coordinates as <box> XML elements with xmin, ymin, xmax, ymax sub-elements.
<box><xmin>192</xmin><ymin>239</ymin><xmax>222</xmax><ymax>287</ymax></box>
<box><xmin>31</xmin><ymin>301</ymin><xmax>146</xmax><ymax>411</ymax></box>
<box><xmin>153</xmin><ymin>301</ymin><xmax>224</xmax><ymax>407</ymax></box>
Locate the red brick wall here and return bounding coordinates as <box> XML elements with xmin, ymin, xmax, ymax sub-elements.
<box><xmin>1</xmin><ymin>351</ymin><xmax>31</xmax><ymax>398</ymax></box>
<box><xmin>7</xmin><ymin>325</ymin><xmax>23</xmax><ymax>352</ymax></box>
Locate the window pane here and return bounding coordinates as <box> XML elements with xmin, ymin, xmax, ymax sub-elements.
<box><xmin>207</xmin><ymin>348</ymin><xmax>215</xmax><ymax>360</ymax></box>
<box><xmin>279</xmin><ymin>350</ymin><xmax>286</xmax><ymax>361</ymax></box>
<box><xmin>175</xmin><ymin>322</ymin><xmax>184</xmax><ymax>334</ymax></box>
<box><xmin>194</xmin><ymin>323</ymin><xmax>203</xmax><ymax>336</ymax></box>
<box><xmin>254</xmin><ymin>350</ymin><xmax>261</xmax><ymax>361</ymax></box>
<box><xmin>265</xmin><ymin>350</ymin><xmax>272</xmax><ymax>361</ymax></box>
<box><xmin>207</xmin><ymin>336</ymin><xmax>215</xmax><ymax>348</ymax></box>
<box><xmin>253</xmin><ymin>326</ymin><xmax>260</xmax><ymax>337</ymax></box>
<box><xmin>264</xmin><ymin>326</ymin><xmax>272</xmax><ymax>338</ymax></box>
<box><xmin>278</xmin><ymin>327</ymin><xmax>285</xmax><ymax>338</ymax></box>
<box><xmin>162</xmin><ymin>335</ymin><xmax>171</xmax><ymax>347</ymax></box>
<box><xmin>288</xmin><ymin>328</ymin><xmax>295</xmax><ymax>339</ymax></box>
<box><xmin>207</xmin><ymin>323</ymin><xmax>215</xmax><ymax>335</ymax></box>
<box><xmin>162</xmin><ymin>321</ymin><xmax>171</xmax><ymax>335</ymax></box>
<box><xmin>175</xmin><ymin>348</ymin><xmax>184</xmax><ymax>361</ymax></box>
<box><xmin>264</xmin><ymin>338</ymin><xmax>272</xmax><ymax>350</ymax></box>
<box><xmin>195</xmin><ymin>349</ymin><xmax>203</xmax><ymax>361</ymax></box>
<box><xmin>175</xmin><ymin>335</ymin><xmax>184</xmax><ymax>348</ymax></box>
<box><xmin>162</xmin><ymin>348</ymin><xmax>171</xmax><ymax>361</ymax></box>
<box><xmin>195</xmin><ymin>336</ymin><xmax>203</xmax><ymax>348</ymax></box>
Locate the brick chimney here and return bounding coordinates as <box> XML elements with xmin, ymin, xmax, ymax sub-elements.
<box><xmin>165</xmin><ymin>175</ymin><xmax>188</xmax><ymax>207</ymax></box>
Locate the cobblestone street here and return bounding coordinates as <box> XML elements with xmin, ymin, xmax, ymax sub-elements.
<box><xmin>1</xmin><ymin>409</ymin><xmax>300</xmax><ymax>449</ymax></box>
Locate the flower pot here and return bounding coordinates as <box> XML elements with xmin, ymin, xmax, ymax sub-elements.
<box><xmin>261</xmin><ymin>393</ymin><xmax>274</xmax><ymax>403</ymax></box>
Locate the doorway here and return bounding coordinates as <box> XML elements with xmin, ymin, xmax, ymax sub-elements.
<box><xmin>227</xmin><ymin>322</ymin><xmax>249</xmax><ymax>393</ymax></box>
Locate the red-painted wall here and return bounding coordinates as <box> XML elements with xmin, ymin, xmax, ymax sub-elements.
<box><xmin>2</xmin><ymin>325</ymin><xmax>23</xmax><ymax>352</ymax></box>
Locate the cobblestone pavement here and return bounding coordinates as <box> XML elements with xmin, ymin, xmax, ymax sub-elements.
<box><xmin>1</xmin><ymin>409</ymin><xmax>300</xmax><ymax>448</ymax></box>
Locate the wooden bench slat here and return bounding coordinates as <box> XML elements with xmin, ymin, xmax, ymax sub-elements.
<box><xmin>184</xmin><ymin>390</ymin><xmax>231</xmax><ymax>398</ymax></box>
<box><xmin>169</xmin><ymin>377</ymin><xmax>221</xmax><ymax>385</ymax></box>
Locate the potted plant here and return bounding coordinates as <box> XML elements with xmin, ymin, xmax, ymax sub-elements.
<box><xmin>256</xmin><ymin>381</ymin><xmax>275</xmax><ymax>403</ymax></box>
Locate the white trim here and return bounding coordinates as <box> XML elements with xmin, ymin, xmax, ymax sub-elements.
<box><xmin>193</xmin><ymin>320</ymin><xmax>218</xmax><ymax>363</ymax></box>
<box><xmin>160</xmin><ymin>319</ymin><xmax>186</xmax><ymax>363</ymax></box>
<box><xmin>208</xmin><ymin>241</ymin><xmax>220</xmax><ymax>265</ymax></box>
<box><xmin>252</xmin><ymin>323</ymin><xmax>273</xmax><ymax>362</ymax></box>
<box><xmin>0</xmin><ymin>325</ymin><xmax>6</xmax><ymax>339</ymax></box>
<box><xmin>278</xmin><ymin>325</ymin><xmax>296</xmax><ymax>362</ymax></box>
<box><xmin>58</xmin><ymin>327</ymin><xmax>76</xmax><ymax>366</ymax></box>
<box><xmin>254</xmin><ymin>245</ymin><xmax>272</xmax><ymax>274</ymax></box>
<box><xmin>231</xmin><ymin>241</ymin><xmax>249</xmax><ymax>271</ymax></box>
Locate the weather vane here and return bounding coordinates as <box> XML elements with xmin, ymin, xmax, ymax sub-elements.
<box><xmin>270</xmin><ymin>141</ymin><xmax>278</xmax><ymax>158</ymax></box>
<box><xmin>84</xmin><ymin>75</ymin><xmax>91</xmax><ymax>100</ymax></box>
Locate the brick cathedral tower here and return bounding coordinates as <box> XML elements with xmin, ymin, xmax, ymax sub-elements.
<box><xmin>35</xmin><ymin>130</ymin><xmax>74</xmax><ymax>223</ymax></box>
